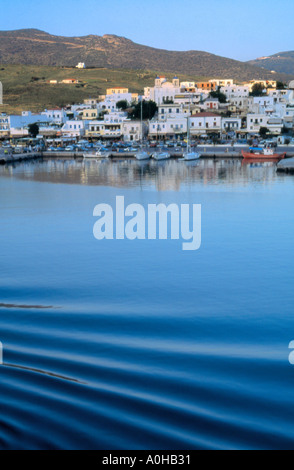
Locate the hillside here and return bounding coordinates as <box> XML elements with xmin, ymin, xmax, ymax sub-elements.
<box><xmin>0</xmin><ymin>65</ymin><xmax>202</xmax><ymax>114</ymax></box>
<box><xmin>0</xmin><ymin>29</ymin><xmax>293</xmax><ymax>82</ymax></box>
<box><xmin>248</xmin><ymin>51</ymin><xmax>294</xmax><ymax>76</ymax></box>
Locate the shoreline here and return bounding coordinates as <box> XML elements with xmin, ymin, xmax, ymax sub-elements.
<box><xmin>1</xmin><ymin>149</ymin><xmax>294</xmax><ymax>165</ymax></box>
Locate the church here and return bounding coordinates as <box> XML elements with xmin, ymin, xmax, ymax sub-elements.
<box><xmin>144</xmin><ymin>76</ymin><xmax>181</xmax><ymax>105</ymax></box>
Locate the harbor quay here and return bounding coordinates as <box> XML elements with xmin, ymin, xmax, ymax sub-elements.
<box><xmin>1</xmin><ymin>145</ymin><xmax>294</xmax><ymax>165</ymax></box>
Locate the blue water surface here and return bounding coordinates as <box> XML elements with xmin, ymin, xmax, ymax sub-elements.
<box><xmin>0</xmin><ymin>158</ymin><xmax>293</xmax><ymax>450</ymax></box>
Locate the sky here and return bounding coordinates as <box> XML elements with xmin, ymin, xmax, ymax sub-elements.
<box><xmin>0</xmin><ymin>0</ymin><xmax>293</xmax><ymax>62</ymax></box>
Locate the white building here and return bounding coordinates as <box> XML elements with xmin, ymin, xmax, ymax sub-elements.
<box><xmin>221</xmin><ymin>117</ymin><xmax>242</xmax><ymax>135</ymax></box>
<box><xmin>61</xmin><ymin>120</ymin><xmax>87</xmax><ymax>138</ymax></box>
<box><xmin>149</xmin><ymin>119</ymin><xmax>187</xmax><ymax>140</ymax></box>
<box><xmin>189</xmin><ymin>112</ymin><xmax>222</xmax><ymax>136</ymax></box>
<box><xmin>210</xmin><ymin>79</ymin><xmax>234</xmax><ymax>88</ymax></box>
<box><xmin>97</xmin><ymin>93</ymin><xmax>134</xmax><ymax>114</ymax></box>
<box><xmin>144</xmin><ymin>76</ymin><xmax>181</xmax><ymax>105</ymax></box>
<box><xmin>121</xmin><ymin>120</ymin><xmax>147</xmax><ymax>142</ymax></box>
<box><xmin>0</xmin><ymin>111</ymin><xmax>55</xmax><ymax>138</ymax></box>
<box><xmin>149</xmin><ymin>103</ymin><xmax>188</xmax><ymax>140</ymax></box>
<box><xmin>221</xmin><ymin>85</ymin><xmax>250</xmax><ymax>100</ymax></box>
<box><xmin>173</xmin><ymin>93</ymin><xmax>202</xmax><ymax>106</ymax></box>
<box><xmin>41</xmin><ymin>108</ymin><xmax>68</xmax><ymax>125</ymax></box>
<box><xmin>246</xmin><ymin>113</ymin><xmax>283</xmax><ymax>135</ymax></box>
<box><xmin>86</xmin><ymin>112</ymin><xmax>128</xmax><ymax>139</ymax></box>
<box><xmin>203</xmin><ymin>98</ymin><xmax>220</xmax><ymax>110</ymax></box>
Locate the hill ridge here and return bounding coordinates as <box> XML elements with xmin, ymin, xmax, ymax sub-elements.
<box><xmin>0</xmin><ymin>29</ymin><xmax>293</xmax><ymax>82</ymax></box>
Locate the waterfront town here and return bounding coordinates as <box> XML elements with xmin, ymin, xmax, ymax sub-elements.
<box><xmin>1</xmin><ymin>75</ymin><xmax>294</xmax><ymax>150</ymax></box>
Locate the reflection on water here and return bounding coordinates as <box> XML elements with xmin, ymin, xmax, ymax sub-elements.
<box><xmin>0</xmin><ymin>158</ymin><xmax>294</xmax><ymax>450</ymax></box>
<box><xmin>0</xmin><ymin>158</ymin><xmax>286</xmax><ymax>191</ymax></box>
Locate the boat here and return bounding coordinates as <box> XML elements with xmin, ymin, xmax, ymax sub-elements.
<box><xmin>83</xmin><ymin>150</ymin><xmax>110</xmax><ymax>159</ymax></box>
<box><xmin>152</xmin><ymin>151</ymin><xmax>170</xmax><ymax>161</ymax></box>
<box><xmin>135</xmin><ymin>99</ymin><xmax>151</xmax><ymax>161</ymax></box>
<box><xmin>135</xmin><ymin>149</ymin><xmax>150</xmax><ymax>160</ymax></box>
<box><xmin>242</xmin><ymin>147</ymin><xmax>286</xmax><ymax>160</ymax></box>
<box><xmin>182</xmin><ymin>150</ymin><xmax>200</xmax><ymax>161</ymax></box>
<box><xmin>181</xmin><ymin>99</ymin><xmax>201</xmax><ymax>161</ymax></box>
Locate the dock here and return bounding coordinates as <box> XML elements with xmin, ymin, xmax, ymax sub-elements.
<box><xmin>1</xmin><ymin>147</ymin><xmax>294</xmax><ymax>165</ymax></box>
<box><xmin>0</xmin><ymin>152</ymin><xmax>41</xmax><ymax>165</ymax></box>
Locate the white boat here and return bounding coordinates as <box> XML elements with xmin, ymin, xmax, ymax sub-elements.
<box><xmin>135</xmin><ymin>150</ymin><xmax>150</xmax><ymax>160</ymax></box>
<box><xmin>180</xmin><ymin>99</ymin><xmax>200</xmax><ymax>161</ymax></box>
<box><xmin>152</xmin><ymin>152</ymin><xmax>170</xmax><ymax>161</ymax></box>
<box><xmin>182</xmin><ymin>150</ymin><xmax>200</xmax><ymax>161</ymax></box>
<box><xmin>83</xmin><ymin>150</ymin><xmax>110</xmax><ymax>159</ymax></box>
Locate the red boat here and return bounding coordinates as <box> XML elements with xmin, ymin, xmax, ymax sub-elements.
<box><xmin>242</xmin><ymin>148</ymin><xmax>286</xmax><ymax>160</ymax></box>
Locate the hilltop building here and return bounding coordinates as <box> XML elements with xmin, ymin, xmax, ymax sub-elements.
<box><xmin>76</xmin><ymin>63</ymin><xmax>86</xmax><ymax>69</ymax></box>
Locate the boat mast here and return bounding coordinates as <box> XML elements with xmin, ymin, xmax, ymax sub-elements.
<box><xmin>187</xmin><ymin>97</ymin><xmax>191</xmax><ymax>152</ymax></box>
<box><xmin>140</xmin><ymin>98</ymin><xmax>143</xmax><ymax>145</ymax></box>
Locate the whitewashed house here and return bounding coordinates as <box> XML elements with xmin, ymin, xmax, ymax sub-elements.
<box><xmin>61</xmin><ymin>120</ymin><xmax>87</xmax><ymax>138</ymax></box>
<box><xmin>246</xmin><ymin>113</ymin><xmax>283</xmax><ymax>135</ymax></box>
<box><xmin>149</xmin><ymin>103</ymin><xmax>188</xmax><ymax>140</ymax></box>
<box><xmin>121</xmin><ymin>120</ymin><xmax>148</xmax><ymax>142</ymax></box>
<box><xmin>0</xmin><ymin>111</ymin><xmax>54</xmax><ymax>138</ymax></box>
<box><xmin>41</xmin><ymin>108</ymin><xmax>68</xmax><ymax>125</ymax></box>
<box><xmin>221</xmin><ymin>85</ymin><xmax>249</xmax><ymax>100</ymax></box>
<box><xmin>149</xmin><ymin>119</ymin><xmax>187</xmax><ymax>140</ymax></box>
<box><xmin>86</xmin><ymin>112</ymin><xmax>128</xmax><ymax>139</ymax></box>
<box><xmin>221</xmin><ymin>117</ymin><xmax>242</xmax><ymax>135</ymax></box>
<box><xmin>189</xmin><ymin>112</ymin><xmax>222</xmax><ymax>136</ymax></box>
<box><xmin>203</xmin><ymin>98</ymin><xmax>220</xmax><ymax>110</ymax></box>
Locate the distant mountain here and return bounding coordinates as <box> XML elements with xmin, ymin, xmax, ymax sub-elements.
<box><xmin>0</xmin><ymin>29</ymin><xmax>293</xmax><ymax>82</ymax></box>
<box><xmin>248</xmin><ymin>51</ymin><xmax>294</xmax><ymax>76</ymax></box>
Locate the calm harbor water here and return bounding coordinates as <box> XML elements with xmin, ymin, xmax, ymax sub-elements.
<box><xmin>0</xmin><ymin>157</ymin><xmax>294</xmax><ymax>450</ymax></box>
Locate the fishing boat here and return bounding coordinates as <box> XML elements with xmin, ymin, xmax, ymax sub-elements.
<box><xmin>242</xmin><ymin>147</ymin><xmax>286</xmax><ymax>161</ymax></box>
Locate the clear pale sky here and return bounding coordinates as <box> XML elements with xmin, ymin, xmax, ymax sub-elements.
<box><xmin>0</xmin><ymin>0</ymin><xmax>293</xmax><ymax>62</ymax></box>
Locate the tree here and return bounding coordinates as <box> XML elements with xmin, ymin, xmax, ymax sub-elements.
<box><xmin>250</xmin><ymin>83</ymin><xmax>265</xmax><ymax>97</ymax></box>
<box><xmin>276</xmin><ymin>81</ymin><xmax>286</xmax><ymax>90</ymax></box>
<box><xmin>116</xmin><ymin>100</ymin><xmax>129</xmax><ymax>110</ymax></box>
<box><xmin>259</xmin><ymin>126</ymin><xmax>269</xmax><ymax>137</ymax></box>
<box><xmin>209</xmin><ymin>88</ymin><xmax>227</xmax><ymax>103</ymax></box>
<box><xmin>28</xmin><ymin>123</ymin><xmax>39</xmax><ymax>138</ymax></box>
<box><xmin>129</xmin><ymin>100</ymin><xmax>158</xmax><ymax>120</ymax></box>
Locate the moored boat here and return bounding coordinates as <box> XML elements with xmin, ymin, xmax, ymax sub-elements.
<box><xmin>152</xmin><ymin>151</ymin><xmax>170</xmax><ymax>161</ymax></box>
<box><xmin>135</xmin><ymin>150</ymin><xmax>150</xmax><ymax>160</ymax></box>
<box><xmin>182</xmin><ymin>150</ymin><xmax>200</xmax><ymax>161</ymax></box>
<box><xmin>83</xmin><ymin>150</ymin><xmax>111</xmax><ymax>159</ymax></box>
<box><xmin>242</xmin><ymin>147</ymin><xmax>286</xmax><ymax>160</ymax></box>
